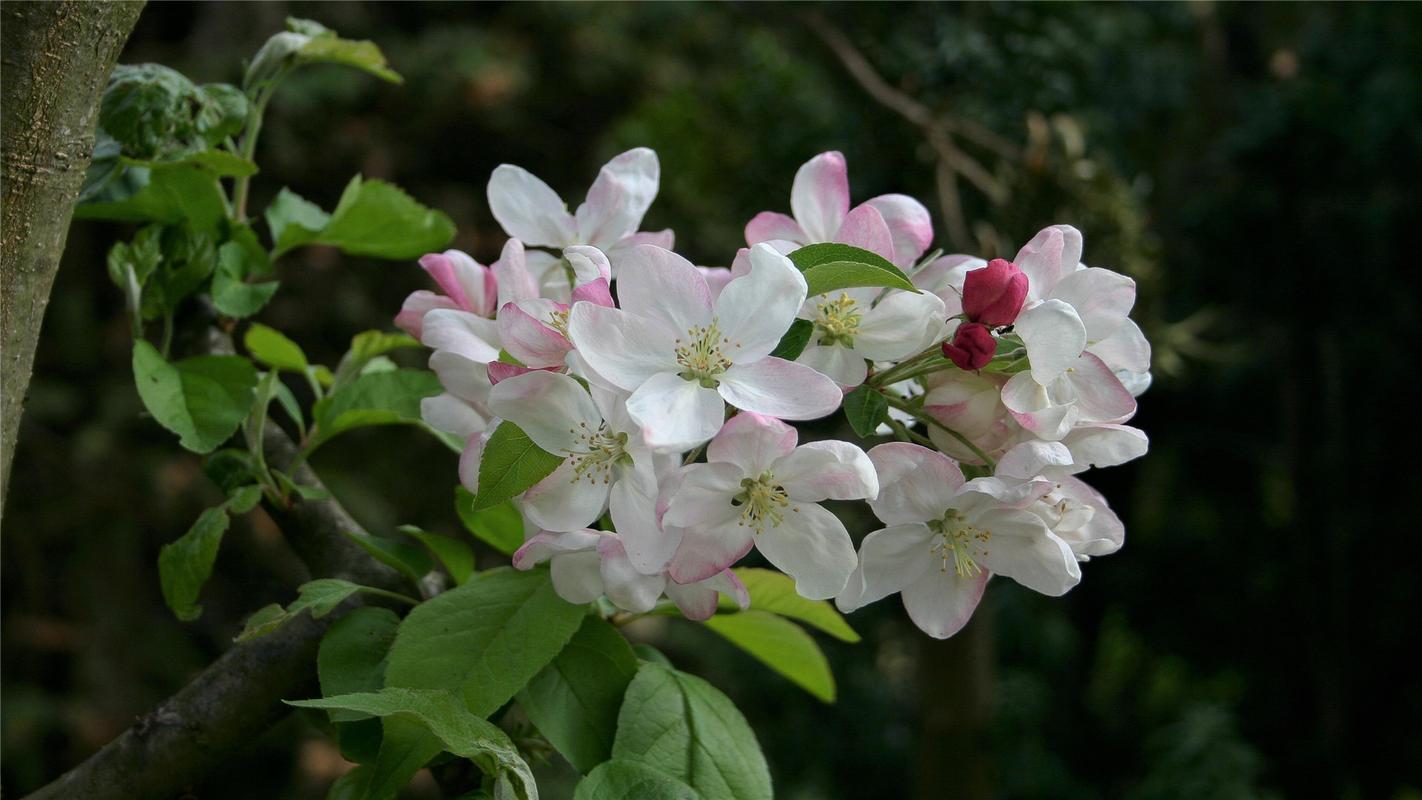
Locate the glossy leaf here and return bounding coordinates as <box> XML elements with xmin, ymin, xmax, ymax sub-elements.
<box><xmin>841</xmin><ymin>384</ymin><xmax>888</xmax><ymax>439</ymax></box>
<box><xmin>473</xmin><ymin>422</ymin><xmax>565</xmax><ymax>511</ymax></box>
<box><xmin>314</xmin><ymin>176</ymin><xmax>455</xmax><ymax>260</ymax></box>
<box><xmin>212</xmin><ymin>241</ymin><xmax>278</xmax><ymax>318</ymax></box>
<box><xmin>397</xmin><ymin>525</ymin><xmax>474</xmax><ymax>585</ymax></box>
<box><xmin>702</xmin><ymin>611</ymin><xmax>835</xmax><ymax>702</ymax></box>
<box><xmin>265</xmin><ymin>187</ymin><xmax>331</xmax><ymax>257</ymax></box>
<box><xmin>319</xmin><ymin>607</ymin><xmax>400</xmax><ymax>724</ymax></box>
<box><xmin>235</xmin><ymin>578</ymin><xmax>374</xmax><ymax>641</ymax></box>
<box><xmin>768</xmin><ymin>318</ymin><xmax>814</xmax><ymax>361</ymax></box>
<box><xmin>720</xmin><ymin>568</ymin><xmax>859</xmax><ymax>642</ymax></box>
<box><xmin>518</xmin><ymin>615</ymin><xmax>638</xmax><ymax>773</ymax></box>
<box><xmin>243</xmin><ymin>323</ymin><xmax>308</xmax><ymax>372</ymax></box>
<box><xmin>574</xmin><ymin>761</ymin><xmax>701</xmax><ymax>800</ymax></box>
<box><xmin>310</xmin><ymin>369</ymin><xmax>443</xmax><ymax>449</ymax></box>
<box><xmin>132</xmin><ymin>341</ymin><xmax>259</xmax><ymax>454</ymax></box>
<box><xmin>384</xmin><ymin>567</ymin><xmax>585</xmax><ymax>717</ymax></box>
<box><xmin>455</xmin><ymin>489</ymin><xmax>524</xmax><ymax>555</ymax></box>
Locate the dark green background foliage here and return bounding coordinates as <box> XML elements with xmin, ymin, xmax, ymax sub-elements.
<box><xmin>4</xmin><ymin>3</ymin><xmax>1419</xmax><ymax>798</ymax></box>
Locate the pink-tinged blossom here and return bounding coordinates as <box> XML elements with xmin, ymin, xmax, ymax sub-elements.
<box><xmin>994</xmin><ymin>441</ymin><xmax>1127</xmax><ymax>560</ymax></box>
<box><xmin>395</xmin><ymin>249</ymin><xmax>498</xmax><ymax>339</ymax></box>
<box><xmin>962</xmin><ymin>258</ymin><xmax>1029</xmax><ymax>327</ymax></box>
<box><xmin>660</xmin><ymin>413</ymin><xmax>878</xmax><ymax>599</ymax></box>
<box><xmin>941</xmin><ymin>322</ymin><xmax>997</xmax><ymax>371</ymax></box>
<box><xmin>494</xmin><ymin>244</ymin><xmax>613</xmax><ymax>370</ymax></box>
<box><xmin>836</xmin><ymin>443</ymin><xmax>1078</xmax><ymax>639</ymax></box>
<box><xmin>796</xmin><ymin>286</ymin><xmax>947</xmax><ymax>388</ymax></box>
<box><xmin>922</xmin><ymin>370</ymin><xmax>1021</xmax><ymax>464</ymax></box>
<box><xmin>512</xmin><ymin>528</ymin><xmax>749</xmax><ymax>619</ymax></box>
<box><xmin>566</xmin><ymin>243</ymin><xmax>842</xmax><ymax>451</ymax></box>
<box><xmin>744</xmin><ymin>151</ymin><xmax>933</xmax><ymax>267</ymax></box>
<box><xmin>486</xmin><ymin>148</ymin><xmax>673</xmax><ymax>286</ymax></box>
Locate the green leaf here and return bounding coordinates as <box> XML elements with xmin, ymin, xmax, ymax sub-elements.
<box><xmin>341</xmin><ymin>530</ymin><xmax>434</xmax><ymax>586</ymax></box>
<box><xmin>287</xmin><ymin>688</ymin><xmax>536</xmax><ymax>800</ymax></box>
<box><xmin>455</xmin><ymin>489</ymin><xmax>525</xmax><ymax>556</ymax></box>
<box><xmin>332</xmin><ymin>329</ymin><xmax>422</xmax><ymax>388</ymax></box>
<box><xmin>473</xmin><ymin>422</ymin><xmax>565</xmax><ymax>511</ymax></box>
<box><xmin>632</xmin><ymin>644</ymin><xmax>673</xmax><ymax>667</ymax></box>
<box><xmin>212</xmin><ymin>242</ymin><xmax>278</xmax><ymax>318</ymax></box>
<box><xmin>397</xmin><ymin>525</ymin><xmax>474</xmax><ymax>586</ymax></box>
<box><xmin>105</xmin><ymin>225</ymin><xmax>162</xmax><ymax>298</ymax></box>
<box><xmin>132</xmin><ymin>341</ymin><xmax>259</xmax><ymax>453</ymax></box>
<box><xmin>841</xmin><ymin>384</ymin><xmax>888</xmax><ymax>439</ymax></box>
<box><xmin>518</xmin><ymin>615</ymin><xmax>638</xmax><ymax>774</ymax></box>
<box><xmin>574</xmin><ymin>761</ymin><xmax>701</xmax><ymax>800</ymax></box>
<box><xmin>310</xmin><ymin>369</ymin><xmax>443</xmax><ymax>449</ymax></box>
<box><xmin>158</xmin><ymin>505</ymin><xmax>231</xmax><ymax>621</ymax></box>
<box><xmin>701</xmin><ymin>611</ymin><xmax>835</xmax><ymax>702</ymax></box>
<box><xmin>265</xmin><ymin>187</ymin><xmax>332</xmax><ymax>257</ymax></box>
<box><xmin>75</xmin><ymin>160</ymin><xmax>228</xmax><ymax>233</ymax></box>
<box><xmin>94</xmin><ymin>64</ymin><xmax>248</xmax><ymax>160</ymax></box>
<box><xmin>721</xmin><ymin>568</ymin><xmax>859</xmax><ymax>643</ymax></box>
<box><xmin>246</xmin><ymin>18</ymin><xmax>403</xmax><ymax>91</ymax></box>
<box><xmin>235</xmin><ymin>578</ymin><xmax>370</xmax><ymax>641</ymax></box>
<box><xmin>611</xmin><ymin>663</ymin><xmax>772</xmax><ymax>800</ymax></box>
<box><xmin>243</xmin><ymin>323</ymin><xmax>308</xmax><ymax>372</ymax></box>
<box><xmin>768</xmin><ymin>318</ymin><xmax>814</xmax><ymax>361</ymax></box>
<box><xmin>384</xmin><ymin>568</ymin><xmax>586</xmax><ymax>717</ymax></box>
<box><xmin>312</xmin><ymin>176</ymin><xmax>455</xmax><ymax>260</ymax></box>
<box><xmin>227</xmin><ymin>484</ymin><xmax>263</xmax><ymax>514</ymax></box>
<box><xmin>787</xmin><ymin>242</ymin><xmax>918</xmax><ymax>296</ymax></box>
<box><xmin>319</xmin><ymin>607</ymin><xmax>400</xmax><ymax>723</ymax></box>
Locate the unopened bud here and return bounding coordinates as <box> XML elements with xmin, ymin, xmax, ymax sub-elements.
<box><xmin>942</xmin><ymin>322</ymin><xmax>997</xmax><ymax>371</ymax></box>
<box><xmin>962</xmin><ymin>258</ymin><xmax>1028</xmax><ymax>327</ymax></box>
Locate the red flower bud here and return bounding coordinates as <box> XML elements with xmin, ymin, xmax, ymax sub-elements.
<box><xmin>942</xmin><ymin>322</ymin><xmax>997</xmax><ymax>370</ymax></box>
<box><xmin>962</xmin><ymin>258</ymin><xmax>1028</xmax><ymax>327</ymax></box>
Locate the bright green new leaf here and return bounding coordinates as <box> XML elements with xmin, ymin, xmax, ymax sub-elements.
<box><xmin>157</xmin><ymin>485</ymin><xmax>262</xmax><ymax>621</ymax></box>
<box><xmin>720</xmin><ymin>568</ymin><xmax>859</xmax><ymax>642</ymax></box>
<box><xmin>397</xmin><ymin>525</ymin><xmax>474</xmax><ymax>585</ymax></box>
<box><xmin>384</xmin><ymin>567</ymin><xmax>586</xmax><ymax>717</ymax></box>
<box><xmin>518</xmin><ymin>615</ymin><xmax>639</xmax><ymax>774</ymax></box>
<box><xmin>702</xmin><ymin>611</ymin><xmax>836</xmax><ymax>702</ymax></box>
<box><xmin>212</xmin><ymin>242</ymin><xmax>278</xmax><ymax>318</ymax></box>
<box><xmin>265</xmin><ymin>187</ymin><xmax>331</xmax><ymax>257</ymax></box>
<box><xmin>309</xmin><ymin>369</ymin><xmax>443</xmax><ymax>450</ymax></box>
<box><xmin>332</xmin><ymin>329</ymin><xmax>422</xmax><ymax>387</ymax></box>
<box><xmin>574</xmin><ymin>761</ymin><xmax>701</xmax><ymax>800</ymax></box>
<box><xmin>132</xmin><ymin>341</ymin><xmax>259</xmax><ymax>454</ymax></box>
<box><xmin>768</xmin><ymin>318</ymin><xmax>814</xmax><ymax>361</ymax></box>
<box><xmin>340</xmin><ymin>529</ymin><xmax>434</xmax><ymax>586</ymax></box>
<box><xmin>235</xmin><ymin>578</ymin><xmax>370</xmax><ymax>641</ymax></box>
<box><xmin>246</xmin><ymin>18</ymin><xmax>403</xmax><ymax>91</ymax></box>
<box><xmin>243</xmin><ymin>323</ymin><xmax>308</xmax><ymax>372</ymax></box>
<box><xmin>841</xmin><ymin>384</ymin><xmax>889</xmax><ymax>439</ymax></box>
<box><xmin>455</xmin><ymin>488</ymin><xmax>525</xmax><ymax>555</ymax></box>
<box><xmin>788</xmin><ymin>242</ymin><xmax>918</xmax><ymax>296</ymax></box>
<box><xmin>473</xmin><ymin>422</ymin><xmax>565</xmax><ymax>511</ymax></box>
<box><xmin>612</xmin><ymin>663</ymin><xmax>772</xmax><ymax>800</ymax></box>
<box><xmin>287</xmin><ymin>688</ymin><xmax>536</xmax><ymax>800</ymax></box>
<box><xmin>314</xmin><ymin>176</ymin><xmax>455</xmax><ymax>260</ymax></box>
<box><xmin>75</xmin><ymin>160</ymin><xmax>228</xmax><ymax>233</ymax></box>
<box><xmin>788</xmin><ymin>241</ymin><xmax>900</xmax><ymax>273</ymax></box>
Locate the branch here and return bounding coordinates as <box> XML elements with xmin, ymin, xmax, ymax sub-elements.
<box><xmin>27</xmin><ymin>377</ymin><xmax>407</xmax><ymax>800</ymax></box>
<box><xmin>1</xmin><ymin>0</ymin><xmax>146</xmax><ymax>517</ymax></box>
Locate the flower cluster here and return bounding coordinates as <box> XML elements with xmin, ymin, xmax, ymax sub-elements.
<box><xmin>399</xmin><ymin>149</ymin><xmax>1150</xmax><ymax>637</ymax></box>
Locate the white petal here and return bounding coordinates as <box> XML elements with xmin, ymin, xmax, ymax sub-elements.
<box><xmin>1051</xmin><ymin>267</ymin><xmax>1135</xmax><ymax>343</ymax></box>
<box><xmin>866</xmin><ymin>442</ymin><xmax>964</xmax><ymax>526</ymax></box>
<box><xmin>1061</xmin><ymin>424</ymin><xmax>1149</xmax><ymax>469</ymax></box>
<box><xmin>836</xmin><ymin>523</ymin><xmax>935</xmax><ymax>612</ymax></box>
<box><xmin>863</xmin><ymin>194</ymin><xmax>934</xmax><ymax>267</ymax></box>
<box><xmin>1067</xmin><ymin>352</ymin><xmax>1137</xmax><ymax>424</ymax></box>
<box><xmin>420</xmin><ymin>393</ymin><xmax>487</xmax><ymax>438</ymax></box>
<box><xmin>625</xmin><ymin>372</ymin><xmax>725</xmax><ymax>451</ymax></box>
<box><xmin>1088</xmin><ymin>318</ymin><xmax>1151</xmax><ymax>375</ymax></box>
<box><xmin>1049</xmin><ymin>476</ymin><xmax>1124</xmax><ymax>558</ymax></box>
<box><xmin>775</xmin><ymin>440</ymin><xmax>878</xmax><ymax>502</ymax></box>
<box><xmin>715</xmin><ymin>244</ymin><xmax>809</xmax><ymax>362</ymax></box>
<box><xmin>833</xmin><ymin>203</ymin><xmax>896</xmax><ymax>262</ymax></box>
<box><xmin>575</xmin><ymin>148</ymin><xmax>660</xmax><ymax>248</ymax></box>
<box><xmin>1013</xmin><ymin>224</ymin><xmax>1081</xmax><ymax>300</ymax></box>
<box><xmin>613</xmin><ymin>245</ymin><xmax>713</xmax><ymax>332</ymax></box>
<box><xmin>422</xmin><ymin>309</ymin><xmax>501</xmax><ymax>364</ymax></box>
<box><xmin>609</xmin><ymin>472</ymin><xmax>681</xmax><ymax>574</ymax></box>
<box><xmin>975</xmin><ymin>508</ymin><xmax>1080</xmax><ymax>596</ymax></box>
<box><xmin>564</xmin><ymin>244</ymin><xmax>612</xmax><ymax>284</ymax></box>
<box><xmin>550</xmin><ymin>550</ymin><xmax>605</xmax><ymax>604</ymax></box>
<box><xmin>705</xmin><ymin>412</ymin><xmax>798</xmax><ymax>476</ymax></box>
<box><xmin>488</xmin><ymin>370</ymin><xmax>601</xmax><ymax>455</ymax></box>
<box><xmin>753</xmin><ymin>502</ymin><xmax>856</xmax><ymax>600</ymax></box>
<box><xmin>796</xmin><ymin>343</ymin><xmax>868</xmax><ymax>388</ymax></box>
<box><xmin>666</xmin><ymin>515</ymin><xmax>755</xmax><ymax>585</ymax></box>
<box><xmin>853</xmin><ymin>289</ymin><xmax>947</xmax><ymax>361</ymax></box>
<box><xmin>718</xmin><ymin>357</ymin><xmax>840</xmax><ymax>420</ymax></box>
<box><xmin>492</xmin><ymin>238</ymin><xmax>539</xmax><ymax>308</ymax></box>
<box><xmin>521</xmin><ymin>459</ymin><xmax>610</xmax><ymax>532</ymax></box>
<box><xmin>566</xmin><ymin>304</ymin><xmax>679</xmax><ymax>391</ymax></box>
<box><xmin>596</xmin><ymin>537</ymin><xmax>666</xmax><ymax>612</ymax></box>
<box><xmin>1001</xmin><ymin>371</ymin><xmax>1078</xmax><ymax>441</ymax></box>
<box><xmin>661</xmin><ymin>462</ymin><xmax>744</xmax><ymax>530</ymax></box>
<box><xmin>428</xmin><ymin>350</ymin><xmax>492</xmax><ymax>406</ymax></box>
<box><xmin>1015</xmin><ymin>299</ymin><xmax>1087</xmax><ymax>385</ymax></box>
<box><xmin>487</xmin><ymin>164</ymin><xmax>576</xmax><ymax>247</ymax></box>
<box><xmin>791</xmin><ymin>151</ymin><xmax>850</xmax><ymax>242</ymax></box>
<box><xmin>511</xmin><ymin>528</ymin><xmax>601</xmax><ymax>569</ymax></box>
<box><xmin>900</xmin><ymin>569</ymin><xmax>989</xmax><ymax>639</ymax></box>
<box><xmin>996</xmin><ymin>441</ymin><xmax>1075</xmax><ymax>480</ymax></box>
<box><xmin>744</xmin><ymin>211</ymin><xmax>807</xmax><ymax>248</ymax></box>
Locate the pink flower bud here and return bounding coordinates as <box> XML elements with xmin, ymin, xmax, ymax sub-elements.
<box><xmin>962</xmin><ymin>258</ymin><xmax>1028</xmax><ymax>327</ymax></box>
<box><xmin>941</xmin><ymin>322</ymin><xmax>997</xmax><ymax>371</ymax></box>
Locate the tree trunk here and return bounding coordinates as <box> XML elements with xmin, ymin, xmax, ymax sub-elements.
<box><xmin>0</xmin><ymin>0</ymin><xmax>145</xmax><ymax>516</ymax></box>
<box><xmin>915</xmin><ymin>607</ymin><xmax>995</xmax><ymax>800</ymax></box>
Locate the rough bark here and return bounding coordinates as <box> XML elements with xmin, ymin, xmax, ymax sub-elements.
<box><xmin>915</xmin><ymin>607</ymin><xmax>995</xmax><ymax>800</ymax></box>
<box><xmin>27</xmin><ymin>417</ymin><xmax>408</xmax><ymax>800</ymax></box>
<box><xmin>1</xmin><ymin>0</ymin><xmax>145</xmax><ymax>516</ymax></box>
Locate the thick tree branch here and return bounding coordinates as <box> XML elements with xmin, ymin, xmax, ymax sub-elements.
<box><xmin>27</xmin><ymin>412</ymin><xmax>407</xmax><ymax>800</ymax></box>
<box><xmin>1</xmin><ymin>0</ymin><xmax>145</xmax><ymax>517</ymax></box>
